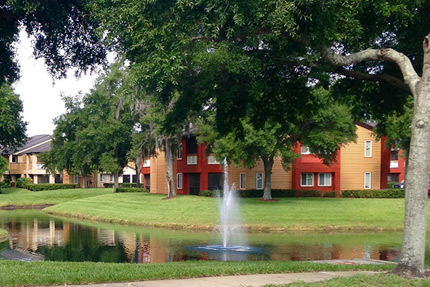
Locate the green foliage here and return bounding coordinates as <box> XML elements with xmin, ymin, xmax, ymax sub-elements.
<box><xmin>323</xmin><ymin>191</ymin><xmax>337</xmax><ymax>198</ymax></box>
<box><xmin>0</xmin><ymin>157</ymin><xmax>7</xmax><ymax>178</ymax></box>
<box><xmin>0</xmin><ymin>84</ymin><xmax>27</xmax><ymax>151</ymax></box>
<box><xmin>25</xmin><ymin>184</ymin><xmax>77</xmax><ymax>192</ymax></box>
<box><xmin>199</xmin><ymin>190</ymin><xmax>216</xmax><ymax>197</ymax></box>
<box><xmin>115</xmin><ymin>187</ymin><xmax>148</xmax><ymax>193</ymax></box>
<box><xmin>0</xmin><ymin>181</ymin><xmax>9</xmax><ymax>188</ymax></box>
<box><xmin>237</xmin><ymin>189</ymin><xmax>322</xmax><ymax>198</ymax></box>
<box><xmin>103</xmin><ymin>183</ymin><xmax>139</xmax><ymax>188</ymax></box>
<box><xmin>342</xmin><ymin>189</ymin><xmax>405</xmax><ymax>198</ymax></box>
<box><xmin>16</xmin><ymin>177</ymin><xmax>32</xmax><ymax>188</ymax></box>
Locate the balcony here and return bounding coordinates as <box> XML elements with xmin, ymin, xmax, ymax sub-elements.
<box><xmin>143</xmin><ymin>159</ymin><xmax>150</xmax><ymax>168</ymax></box>
<box><xmin>187</xmin><ymin>155</ymin><xmax>197</xmax><ymax>165</ymax></box>
<box><xmin>207</xmin><ymin>155</ymin><xmax>220</xmax><ymax>165</ymax></box>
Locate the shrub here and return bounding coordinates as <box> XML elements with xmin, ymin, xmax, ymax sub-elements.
<box><xmin>0</xmin><ymin>181</ymin><xmax>10</xmax><ymax>188</ymax></box>
<box><xmin>238</xmin><ymin>189</ymin><xmax>322</xmax><ymax>198</ymax></box>
<box><xmin>115</xmin><ymin>187</ymin><xmax>148</xmax><ymax>193</ymax></box>
<box><xmin>103</xmin><ymin>183</ymin><xmax>114</xmax><ymax>188</ymax></box>
<box><xmin>200</xmin><ymin>190</ymin><xmax>216</xmax><ymax>197</ymax></box>
<box><xmin>341</xmin><ymin>189</ymin><xmax>405</xmax><ymax>198</ymax></box>
<box><xmin>16</xmin><ymin>177</ymin><xmax>32</xmax><ymax>188</ymax></box>
<box><xmin>25</xmin><ymin>184</ymin><xmax>76</xmax><ymax>191</ymax></box>
<box><xmin>323</xmin><ymin>191</ymin><xmax>337</xmax><ymax>197</ymax></box>
<box><xmin>103</xmin><ymin>183</ymin><xmax>139</xmax><ymax>188</ymax></box>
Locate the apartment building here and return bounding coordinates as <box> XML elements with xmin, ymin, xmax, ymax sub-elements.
<box><xmin>143</xmin><ymin>123</ymin><xmax>390</xmax><ymax>195</ymax></box>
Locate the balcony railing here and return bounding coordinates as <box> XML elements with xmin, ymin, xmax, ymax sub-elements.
<box><xmin>143</xmin><ymin>159</ymin><xmax>150</xmax><ymax>168</ymax></box>
<box><xmin>207</xmin><ymin>155</ymin><xmax>220</xmax><ymax>165</ymax></box>
<box><xmin>187</xmin><ymin>155</ymin><xmax>197</xmax><ymax>165</ymax></box>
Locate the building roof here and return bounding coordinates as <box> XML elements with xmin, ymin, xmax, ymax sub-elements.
<box><xmin>3</xmin><ymin>135</ymin><xmax>52</xmax><ymax>156</ymax></box>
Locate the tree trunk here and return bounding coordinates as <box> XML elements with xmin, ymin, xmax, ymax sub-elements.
<box><xmin>113</xmin><ymin>172</ymin><xmax>119</xmax><ymax>192</ymax></box>
<box><xmin>391</xmin><ymin>35</ymin><xmax>430</xmax><ymax>277</ymax></box>
<box><xmin>135</xmin><ymin>152</ymin><xmax>142</xmax><ymax>188</ymax></box>
<box><xmin>165</xmin><ymin>137</ymin><xmax>176</xmax><ymax>198</ymax></box>
<box><xmin>82</xmin><ymin>174</ymin><xmax>87</xmax><ymax>189</ymax></box>
<box><xmin>262</xmin><ymin>155</ymin><xmax>274</xmax><ymax>200</ymax></box>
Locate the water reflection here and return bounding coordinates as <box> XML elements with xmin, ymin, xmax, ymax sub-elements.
<box><xmin>0</xmin><ymin>210</ymin><xmax>404</xmax><ymax>263</ymax></box>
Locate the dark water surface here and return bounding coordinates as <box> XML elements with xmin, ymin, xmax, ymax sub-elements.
<box><xmin>0</xmin><ymin>210</ymin><xmax>406</xmax><ymax>263</ymax></box>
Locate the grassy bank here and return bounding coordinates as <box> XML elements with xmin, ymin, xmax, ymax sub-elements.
<box><xmin>0</xmin><ymin>188</ymin><xmax>112</xmax><ymax>208</ymax></box>
<box><xmin>270</xmin><ymin>274</ymin><xmax>430</xmax><ymax>287</ymax></box>
<box><xmin>0</xmin><ymin>228</ymin><xmax>7</xmax><ymax>241</ymax></box>
<box><xmin>0</xmin><ymin>260</ymin><xmax>393</xmax><ymax>286</ymax></box>
<box><xmin>44</xmin><ymin>192</ymin><xmax>411</xmax><ymax>231</ymax></box>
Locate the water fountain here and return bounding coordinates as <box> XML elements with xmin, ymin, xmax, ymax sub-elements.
<box><xmin>190</xmin><ymin>159</ymin><xmax>266</xmax><ymax>261</ymax></box>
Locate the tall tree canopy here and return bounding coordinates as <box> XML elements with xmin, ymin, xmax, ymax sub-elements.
<box><xmin>91</xmin><ymin>0</ymin><xmax>430</xmax><ymax>276</ymax></box>
<box><xmin>0</xmin><ymin>83</ymin><xmax>26</xmax><ymax>151</ymax></box>
<box><xmin>0</xmin><ymin>0</ymin><xmax>106</xmax><ymax>84</ymax></box>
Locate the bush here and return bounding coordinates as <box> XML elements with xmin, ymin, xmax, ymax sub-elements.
<box><xmin>341</xmin><ymin>189</ymin><xmax>405</xmax><ymax>198</ymax></box>
<box><xmin>25</xmin><ymin>184</ymin><xmax>76</xmax><ymax>191</ymax></box>
<box><xmin>323</xmin><ymin>191</ymin><xmax>337</xmax><ymax>197</ymax></box>
<box><xmin>16</xmin><ymin>177</ymin><xmax>32</xmax><ymax>188</ymax></box>
<box><xmin>0</xmin><ymin>181</ymin><xmax>10</xmax><ymax>188</ymax></box>
<box><xmin>115</xmin><ymin>187</ymin><xmax>148</xmax><ymax>193</ymax></box>
<box><xmin>103</xmin><ymin>183</ymin><xmax>139</xmax><ymax>188</ymax></box>
<box><xmin>200</xmin><ymin>190</ymin><xmax>216</xmax><ymax>197</ymax></box>
<box><xmin>238</xmin><ymin>189</ymin><xmax>322</xmax><ymax>198</ymax></box>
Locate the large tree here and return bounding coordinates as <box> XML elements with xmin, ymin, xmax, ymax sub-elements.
<box><xmin>0</xmin><ymin>83</ymin><xmax>26</xmax><ymax>151</ymax></box>
<box><xmin>0</xmin><ymin>0</ymin><xmax>106</xmax><ymax>84</ymax></box>
<box><xmin>91</xmin><ymin>0</ymin><xmax>430</xmax><ymax>276</ymax></box>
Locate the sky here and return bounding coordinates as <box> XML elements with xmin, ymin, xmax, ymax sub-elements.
<box><xmin>12</xmin><ymin>29</ymin><xmax>101</xmax><ymax>137</ymax></box>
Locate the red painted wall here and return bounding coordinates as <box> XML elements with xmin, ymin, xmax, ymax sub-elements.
<box><xmin>380</xmin><ymin>136</ymin><xmax>390</xmax><ymax>189</ymax></box>
<box><xmin>291</xmin><ymin>143</ymin><xmax>341</xmax><ymax>193</ymax></box>
<box><xmin>176</xmin><ymin>138</ymin><xmax>223</xmax><ymax>194</ymax></box>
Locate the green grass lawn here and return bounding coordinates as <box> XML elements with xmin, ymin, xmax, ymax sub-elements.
<box><xmin>267</xmin><ymin>274</ymin><xmax>430</xmax><ymax>287</ymax></box>
<box><xmin>0</xmin><ymin>187</ymin><xmax>113</xmax><ymax>207</ymax></box>
<box><xmin>0</xmin><ymin>260</ymin><xmax>393</xmax><ymax>286</ymax></box>
<box><xmin>44</xmin><ymin>192</ymin><xmax>409</xmax><ymax>231</ymax></box>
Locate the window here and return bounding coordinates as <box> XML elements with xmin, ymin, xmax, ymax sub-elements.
<box><xmin>123</xmin><ymin>175</ymin><xmax>131</xmax><ymax>183</ymax></box>
<box><xmin>365</xmin><ymin>140</ymin><xmax>372</xmax><ymax>157</ymax></box>
<box><xmin>240</xmin><ymin>173</ymin><xmax>246</xmax><ymax>190</ymax></box>
<box><xmin>301</xmin><ymin>173</ymin><xmax>314</xmax><ymax>187</ymax></box>
<box><xmin>187</xmin><ymin>155</ymin><xmax>198</xmax><ymax>165</ymax></box>
<box><xmin>11</xmin><ymin>155</ymin><xmax>17</xmax><ymax>163</ymax></box>
<box><xmin>143</xmin><ymin>159</ymin><xmax>151</xmax><ymax>167</ymax></box>
<box><xmin>132</xmin><ymin>175</ymin><xmax>137</xmax><ymax>183</ymax></box>
<box><xmin>301</xmin><ymin>146</ymin><xmax>311</xmax><ymax>154</ymax></box>
<box><xmin>187</xmin><ymin>137</ymin><xmax>198</xmax><ymax>154</ymax></box>
<box><xmin>364</xmin><ymin>172</ymin><xmax>371</xmax><ymax>189</ymax></box>
<box><xmin>208</xmin><ymin>173</ymin><xmax>223</xmax><ymax>190</ymax></box>
<box><xmin>208</xmin><ymin>155</ymin><xmax>220</xmax><ymax>165</ymax></box>
<box><xmin>177</xmin><ymin>173</ymin><xmax>183</xmax><ymax>189</ymax></box>
<box><xmin>177</xmin><ymin>143</ymin><xmax>183</xmax><ymax>160</ymax></box>
<box><xmin>390</xmin><ymin>150</ymin><xmax>399</xmax><ymax>161</ymax></box>
<box><xmin>74</xmin><ymin>175</ymin><xmax>78</xmax><ymax>184</ymax></box>
<box><xmin>256</xmin><ymin>172</ymin><xmax>263</xmax><ymax>190</ymax></box>
<box><xmin>110</xmin><ymin>174</ymin><xmax>114</xmax><ymax>182</ymax></box>
<box><xmin>100</xmin><ymin>174</ymin><xmax>107</xmax><ymax>182</ymax></box>
<box><xmin>318</xmin><ymin>173</ymin><xmax>332</xmax><ymax>186</ymax></box>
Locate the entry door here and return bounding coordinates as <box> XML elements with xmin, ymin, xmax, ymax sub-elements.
<box><xmin>188</xmin><ymin>174</ymin><xmax>200</xmax><ymax>195</ymax></box>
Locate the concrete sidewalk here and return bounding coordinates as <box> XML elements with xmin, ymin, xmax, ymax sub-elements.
<box><xmin>54</xmin><ymin>271</ymin><xmax>381</xmax><ymax>287</ymax></box>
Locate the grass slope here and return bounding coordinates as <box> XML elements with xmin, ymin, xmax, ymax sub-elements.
<box><xmin>268</xmin><ymin>274</ymin><xmax>430</xmax><ymax>286</ymax></box>
<box><xmin>0</xmin><ymin>188</ymin><xmax>112</xmax><ymax>207</ymax></box>
<box><xmin>45</xmin><ymin>193</ymin><xmax>410</xmax><ymax>231</ymax></box>
<box><xmin>0</xmin><ymin>260</ymin><xmax>393</xmax><ymax>286</ymax></box>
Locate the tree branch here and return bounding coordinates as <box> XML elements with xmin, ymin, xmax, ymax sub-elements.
<box><xmin>321</xmin><ymin>47</ymin><xmax>420</xmax><ymax>95</ymax></box>
<box><xmin>336</xmin><ymin>67</ymin><xmax>412</xmax><ymax>95</ymax></box>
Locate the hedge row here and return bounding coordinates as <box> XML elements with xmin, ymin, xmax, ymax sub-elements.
<box><xmin>25</xmin><ymin>183</ymin><xmax>76</xmax><ymax>191</ymax></box>
<box><xmin>103</xmin><ymin>183</ymin><xmax>140</xmax><ymax>188</ymax></box>
<box><xmin>199</xmin><ymin>188</ymin><xmax>405</xmax><ymax>198</ymax></box>
<box><xmin>115</xmin><ymin>187</ymin><xmax>148</xmax><ymax>193</ymax></box>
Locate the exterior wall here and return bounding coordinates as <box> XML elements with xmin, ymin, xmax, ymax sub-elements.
<box><xmin>380</xmin><ymin>136</ymin><xmax>390</xmax><ymax>188</ymax></box>
<box><xmin>292</xmin><ymin>143</ymin><xmax>341</xmax><ymax>193</ymax></box>
<box><xmin>387</xmin><ymin>149</ymin><xmax>406</xmax><ymax>183</ymax></box>
<box><xmin>340</xmin><ymin>124</ymin><xmax>382</xmax><ymax>190</ymax></box>
<box><xmin>149</xmin><ymin>152</ymin><xmax>169</xmax><ymax>194</ymax></box>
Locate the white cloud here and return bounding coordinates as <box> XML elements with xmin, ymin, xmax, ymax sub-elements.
<box><xmin>12</xmin><ymin>29</ymin><xmax>100</xmax><ymax>137</ymax></box>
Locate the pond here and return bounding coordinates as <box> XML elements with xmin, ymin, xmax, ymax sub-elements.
<box><xmin>0</xmin><ymin>210</ymin><xmax>408</xmax><ymax>264</ymax></box>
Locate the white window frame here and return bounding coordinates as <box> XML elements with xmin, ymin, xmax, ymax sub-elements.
<box><xmin>177</xmin><ymin>143</ymin><xmax>183</xmax><ymax>160</ymax></box>
<box><xmin>177</xmin><ymin>173</ymin><xmax>183</xmax><ymax>189</ymax></box>
<box><xmin>11</xmin><ymin>155</ymin><xmax>18</xmax><ymax>163</ymax></box>
<box><xmin>207</xmin><ymin>155</ymin><xmax>220</xmax><ymax>165</ymax></box>
<box><xmin>74</xmin><ymin>175</ymin><xmax>78</xmax><ymax>185</ymax></box>
<box><xmin>364</xmin><ymin>140</ymin><xmax>372</xmax><ymax>157</ymax></box>
<box><xmin>256</xmin><ymin>172</ymin><xmax>263</xmax><ymax>190</ymax></box>
<box><xmin>240</xmin><ymin>173</ymin><xmax>246</xmax><ymax>190</ymax></box>
<box><xmin>364</xmin><ymin>172</ymin><xmax>371</xmax><ymax>189</ymax></box>
<box><xmin>100</xmin><ymin>174</ymin><xmax>107</xmax><ymax>183</ymax></box>
<box><xmin>318</xmin><ymin>173</ymin><xmax>332</xmax><ymax>187</ymax></box>
<box><xmin>301</xmin><ymin>173</ymin><xmax>314</xmax><ymax>187</ymax></box>
<box><xmin>187</xmin><ymin>155</ymin><xmax>197</xmax><ymax>165</ymax></box>
<box><xmin>143</xmin><ymin>159</ymin><xmax>150</xmax><ymax>167</ymax></box>
<box><xmin>110</xmin><ymin>174</ymin><xmax>114</xmax><ymax>182</ymax></box>
<box><xmin>301</xmin><ymin>146</ymin><xmax>311</xmax><ymax>155</ymax></box>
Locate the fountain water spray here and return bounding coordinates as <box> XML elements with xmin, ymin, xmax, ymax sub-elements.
<box><xmin>218</xmin><ymin>158</ymin><xmax>247</xmax><ymax>248</ymax></box>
